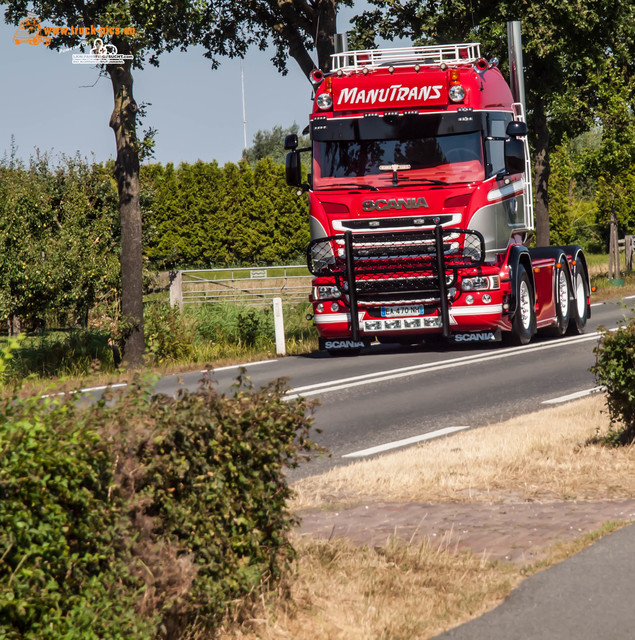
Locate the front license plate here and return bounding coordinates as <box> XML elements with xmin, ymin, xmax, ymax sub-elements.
<box><xmin>381</xmin><ymin>305</ymin><xmax>423</xmax><ymax>318</ymax></box>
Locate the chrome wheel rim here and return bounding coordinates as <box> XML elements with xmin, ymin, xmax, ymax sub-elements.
<box><xmin>575</xmin><ymin>274</ymin><xmax>586</xmax><ymax>319</ymax></box>
<box><xmin>519</xmin><ymin>280</ymin><xmax>531</xmax><ymax>330</ymax></box>
<box><xmin>558</xmin><ymin>269</ymin><xmax>569</xmax><ymax>318</ymax></box>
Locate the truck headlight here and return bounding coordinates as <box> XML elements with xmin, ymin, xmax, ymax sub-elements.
<box><xmin>316</xmin><ymin>285</ymin><xmax>341</xmax><ymax>299</ymax></box>
<box><xmin>461</xmin><ymin>276</ymin><xmax>500</xmax><ymax>292</ymax></box>
<box><xmin>449</xmin><ymin>85</ymin><xmax>465</xmax><ymax>102</ymax></box>
<box><xmin>317</xmin><ymin>93</ymin><xmax>333</xmax><ymax>110</ymax></box>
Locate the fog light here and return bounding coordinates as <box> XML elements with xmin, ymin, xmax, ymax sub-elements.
<box><xmin>316</xmin><ymin>303</ymin><xmax>324</xmax><ymax>312</ymax></box>
<box><xmin>465</xmin><ymin>295</ymin><xmax>474</xmax><ymax>305</ymax></box>
<box><xmin>404</xmin><ymin>318</ymin><xmax>422</xmax><ymax>328</ymax></box>
<box><xmin>384</xmin><ymin>319</ymin><xmax>402</xmax><ymax>329</ymax></box>
<box><xmin>482</xmin><ymin>294</ymin><xmax>492</xmax><ymax>303</ymax></box>
<box><xmin>331</xmin><ymin>301</ymin><xmax>340</xmax><ymax>312</ymax></box>
<box><xmin>365</xmin><ymin>320</ymin><xmax>382</xmax><ymax>331</ymax></box>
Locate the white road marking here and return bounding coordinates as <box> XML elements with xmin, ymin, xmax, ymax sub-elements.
<box><xmin>286</xmin><ymin>330</ymin><xmax>604</xmax><ymax>400</ymax></box>
<box><xmin>41</xmin><ymin>382</ymin><xmax>128</xmax><ymax>398</ymax></box>
<box><xmin>592</xmin><ymin>294</ymin><xmax>635</xmax><ymax>308</ymax></box>
<box><xmin>200</xmin><ymin>359</ymin><xmax>277</xmax><ymax>373</ymax></box>
<box><xmin>40</xmin><ymin>359</ymin><xmax>278</xmax><ymax>398</ymax></box>
<box><xmin>542</xmin><ymin>386</ymin><xmax>606</xmax><ymax>405</ymax></box>
<box><xmin>342</xmin><ymin>426</ymin><xmax>471</xmax><ymax>458</ymax></box>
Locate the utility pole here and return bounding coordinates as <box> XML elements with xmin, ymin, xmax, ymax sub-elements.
<box><xmin>241</xmin><ymin>61</ymin><xmax>247</xmax><ymax>155</ymax></box>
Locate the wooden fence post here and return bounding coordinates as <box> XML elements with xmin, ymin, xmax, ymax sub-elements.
<box><xmin>608</xmin><ymin>207</ymin><xmax>620</xmax><ymax>279</ymax></box>
<box><xmin>626</xmin><ymin>235</ymin><xmax>634</xmax><ymax>272</ymax></box>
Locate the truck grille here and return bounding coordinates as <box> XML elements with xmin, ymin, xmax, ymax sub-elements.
<box><xmin>308</xmin><ymin>228</ymin><xmax>484</xmax><ymax>305</ymax></box>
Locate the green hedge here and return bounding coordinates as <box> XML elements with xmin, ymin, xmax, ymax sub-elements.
<box><xmin>0</xmin><ymin>340</ymin><xmax>320</xmax><ymax>638</ymax></box>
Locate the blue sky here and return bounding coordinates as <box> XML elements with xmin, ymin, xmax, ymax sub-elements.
<box><xmin>1</xmin><ymin>5</ymin><xmax>385</xmax><ymax>167</ymax></box>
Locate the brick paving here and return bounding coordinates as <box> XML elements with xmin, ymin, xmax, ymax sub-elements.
<box><xmin>296</xmin><ymin>498</ymin><xmax>635</xmax><ymax>564</ymax></box>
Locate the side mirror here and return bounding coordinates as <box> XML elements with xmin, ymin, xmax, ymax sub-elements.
<box><xmin>285</xmin><ymin>150</ymin><xmax>302</xmax><ymax>186</ymax></box>
<box><xmin>506</xmin><ymin>121</ymin><xmax>528</xmax><ymax>137</ymax></box>
<box><xmin>504</xmin><ymin>138</ymin><xmax>525</xmax><ymax>174</ymax></box>
<box><xmin>284</xmin><ymin>134</ymin><xmax>298</xmax><ymax>150</ymax></box>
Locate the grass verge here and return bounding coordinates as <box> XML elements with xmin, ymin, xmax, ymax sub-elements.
<box><xmin>291</xmin><ymin>394</ymin><xmax>635</xmax><ymax>509</ymax></box>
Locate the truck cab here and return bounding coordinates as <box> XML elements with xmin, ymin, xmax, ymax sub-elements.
<box><xmin>287</xmin><ymin>38</ymin><xmax>590</xmax><ymax>354</ymax></box>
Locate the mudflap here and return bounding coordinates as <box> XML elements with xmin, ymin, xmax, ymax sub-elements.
<box><xmin>448</xmin><ymin>328</ymin><xmax>502</xmax><ymax>344</ymax></box>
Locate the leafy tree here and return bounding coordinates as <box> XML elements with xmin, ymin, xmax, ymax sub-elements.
<box><xmin>350</xmin><ymin>0</ymin><xmax>635</xmax><ymax>247</ymax></box>
<box><xmin>0</xmin><ymin>153</ymin><xmax>119</xmax><ymax>333</ymax></box>
<box><xmin>1</xmin><ymin>1</ymin><xmax>209</xmax><ymax>366</ymax></box>
<box><xmin>243</xmin><ymin>123</ymin><xmax>309</xmax><ymax>166</ymax></box>
<box><xmin>198</xmin><ymin>0</ymin><xmax>353</xmax><ymax>77</ymax></box>
<box><xmin>595</xmin><ymin>173</ymin><xmax>635</xmax><ymax>250</ymax></box>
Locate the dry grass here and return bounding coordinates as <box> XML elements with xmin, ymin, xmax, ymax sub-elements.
<box><xmin>292</xmin><ymin>394</ymin><xmax>635</xmax><ymax>509</ymax></box>
<box><xmin>218</xmin><ymin>535</ymin><xmax>521</xmax><ymax>640</ymax></box>
<box><xmin>218</xmin><ymin>522</ymin><xmax>625</xmax><ymax>640</ymax></box>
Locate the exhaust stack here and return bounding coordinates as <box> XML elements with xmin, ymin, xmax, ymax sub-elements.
<box><xmin>506</xmin><ymin>21</ymin><xmax>526</xmax><ymax>114</ymax></box>
<box><xmin>334</xmin><ymin>32</ymin><xmax>348</xmax><ymax>54</ymax></box>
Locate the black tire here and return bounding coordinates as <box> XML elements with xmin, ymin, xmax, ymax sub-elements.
<box><xmin>506</xmin><ymin>264</ymin><xmax>535</xmax><ymax>346</ymax></box>
<box><xmin>545</xmin><ymin>262</ymin><xmax>571</xmax><ymax>337</ymax></box>
<box><xmin>568</xmin><ymin>268</ymin><xmax>589</xmax><ymax>334</ymax></box>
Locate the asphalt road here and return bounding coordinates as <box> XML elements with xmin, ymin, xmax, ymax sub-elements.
<box><xmin>148</xmin><ymin>294</ymin><xmax>635</xmax><ymax>480</ymax></box>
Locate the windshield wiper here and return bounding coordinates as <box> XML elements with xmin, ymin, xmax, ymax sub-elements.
<box><xmin>316</xmin><ymin>183</ymin><xmax>379</xmax><ymax>191</ymax></box>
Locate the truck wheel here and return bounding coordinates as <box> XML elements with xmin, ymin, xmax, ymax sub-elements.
<box><xmin>506</xmin><ymin>264</ymin><xmax>535</xmax><ymax>346</ymax></box>
<box><xmin>546</xmin><ymin>262</ymin><xmax>571</xmax><ymax>337</ymax></box>
<box><xmin>568</xmin><ymin>269</ymin><xmax>589</xmax><ymax>334</ymax></box>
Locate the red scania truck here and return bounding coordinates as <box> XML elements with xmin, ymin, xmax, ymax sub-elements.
<box><xmin>285</xmin><ymin>22</ymin><xmax>591</xmax><ymax>354</ymax></box>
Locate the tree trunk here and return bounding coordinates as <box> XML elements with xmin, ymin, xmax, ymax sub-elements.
<box><xmin>8</xmin><ymin>315</ymin><xmax>21</xmax><ymax>337</ymax></box>
<box><xmin>315</xmin><ymin>0</ymin><xmax>337</xmax><ymax>72</ymax></box>
<box><xmin>533</xmin><ymin>98</ymin><xmax>550</xmax><ymax>247</ymax></box>
<box><xmin>108</xmin><ymin>61</ymin><xmax>145</xmax><ymax>369</ymax></box>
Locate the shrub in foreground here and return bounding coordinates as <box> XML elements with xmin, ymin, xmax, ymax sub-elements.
<box><xmin>0</xmin><ymin>340</ymin><xmax>320</xmax><ymax>638</ymax></box>
<box><xmin>591</xmin><ymin>315</ymin><xmax>635</xmax><ymax>445</ymax></box>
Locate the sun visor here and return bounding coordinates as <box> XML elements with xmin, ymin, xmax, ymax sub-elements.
<box><xmin>312</xmin><ymin>112</ymin><xmax>481</xmax><ymax>142</ymax></box>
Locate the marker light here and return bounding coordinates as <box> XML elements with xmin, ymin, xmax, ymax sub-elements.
<box><xmin>449</xmin><ymin>69</ymin><xmax>460</xmax><ymax>84</ymax></box>
<box><xmin>449</xmin><ymin>84</ymin><xmax>465</xmax><ymax>102</ymax></box>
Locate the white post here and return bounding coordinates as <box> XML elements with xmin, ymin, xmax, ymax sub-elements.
<box><xmin>169</xmin><ymin>271</ymin><xmax>183</xmax><ymax>309</ymax></box>
<box><xmin>273</xmin><ymin>297</ymin><xmax>286</xmax><ymax>356</ymax></box>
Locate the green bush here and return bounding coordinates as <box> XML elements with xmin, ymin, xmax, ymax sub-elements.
<box><xmin>144</xmin><ymin>301</ymin><xmax>195</xmax><ymax>363</ymax></box>
<box><xmin>0</xmin><ymin>337</ymin><xmax>321</xmax><ymax>638</ymax></box>
<box><xmin>0</xmin><ymin>350</ymin><xmax>154</xmax><ymax>639</ymax></box>
<box><xmin>591</xmin><ymin>315</ymin><xmax>635</xmax><ymax>445</ymax></box>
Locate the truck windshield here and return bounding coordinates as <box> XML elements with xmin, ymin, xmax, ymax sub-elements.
<box><xmin>312</xmin><ymin>114</ymin><xmax>485</xmax><ymax>190</ymax></box>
